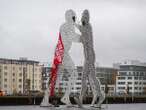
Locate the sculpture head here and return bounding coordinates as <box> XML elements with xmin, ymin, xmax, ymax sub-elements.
<box><xmin>81</xmin><ymin>9</ymin><xmax>89</xmax><ymax>26</ymax></box>
<box><xmin>65</xmin><ymin>9</ymin><xmax>76</xmax><ymax>24</ymax></box>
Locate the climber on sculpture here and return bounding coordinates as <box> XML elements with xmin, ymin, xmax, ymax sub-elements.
<box><xmin>59</xmin><ymin>9</ymin><xmax>80</xmax><ymax>106</ymax></box>
<box><xmin>76</xmin><ymin>10</ymin><xmax>105</xmax><ymax>108</ymax></box>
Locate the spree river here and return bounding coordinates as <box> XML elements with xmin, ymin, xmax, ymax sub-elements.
<box><xmin>0</xmin><ymin>104</ymin><xmax>145</xmax><ymax>110</ymax></box>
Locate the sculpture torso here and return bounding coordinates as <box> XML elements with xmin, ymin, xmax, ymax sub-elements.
<box><xmin>60</xmin><ymin>23</ymin><xmax>75</xmax><ymax>53</ymax></box>
<box><xmin>80</xmin><ymin>23</ymin><xmax>95</xmax><ymax>64</ymax></box>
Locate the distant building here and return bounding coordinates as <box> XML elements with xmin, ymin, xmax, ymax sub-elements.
<box><xmin>96</xmin><ymin>67</ymin><xmax>117</xmax><ymax>95</ymax></box>
<box><xmin>114</xmin><ymin>60</ymin><xmax>146</xmax><ymax>95</ymax></box>
<box><xmin>0</xmin><ymin>58</ymin><xmax>43</xmax><ymax>95</ymax></box>
<box><xmin>42</xmin><ymin>66</ymin><xmax>117</xmax><ymax>96</ymax></box>
<box><xmin>42</xmin><ymin>67</ymin><xmax>51</xmax><ymax>90</ymax></box>
<box><xmin>42</xmin><ymin>66</ymin><xmax>79</xmax><ymax>94</ymax></box>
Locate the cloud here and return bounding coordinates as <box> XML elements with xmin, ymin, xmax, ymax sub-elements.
<box><xmin>0</xmin><ymin>0</ymin><xmax>146</xmax><ymax>66</ymax></box>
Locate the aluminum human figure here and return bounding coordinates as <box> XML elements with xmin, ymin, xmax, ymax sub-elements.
<box><xmin>59</xmin><ymin>9</ymin><xmax>80</xmax><ymax>106</ymax></box>
<box><xmin>76</xmin><ymin>10</ymin><xmax>105</xmax><ymax>108</ymax></box>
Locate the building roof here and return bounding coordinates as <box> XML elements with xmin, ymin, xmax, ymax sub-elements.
<box><xmin>0</xmin><ymin>58</ymin><xmax>39</xmax><ymax>65</ymax></box>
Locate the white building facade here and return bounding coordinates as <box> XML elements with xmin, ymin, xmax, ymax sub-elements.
<box><xmin>0</xmin><ymin>58</ymin><xmax>43</xmax><ymax>95</ymax></box>
<box><xmin>114</xmin><ymin>60</ymin><xmax>146</xmax><ymax>95</ymax></box>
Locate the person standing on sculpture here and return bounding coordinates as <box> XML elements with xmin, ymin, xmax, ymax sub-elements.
<box><xmin>76</xmin><ymin>10</ymin><xmax>105</xmax><ymax>108</ymax></box>
<box><xmin>59</xmin><ymin>9</ymin><xmax>81</xmax><ymax>106</ymax></box>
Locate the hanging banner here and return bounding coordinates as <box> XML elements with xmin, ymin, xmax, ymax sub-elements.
<box><xmin>49</xmin><ymin>33</ymin><xmax>64</xmax><ymax>96</ymax></box>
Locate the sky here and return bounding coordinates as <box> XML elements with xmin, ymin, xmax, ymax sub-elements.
<box><xmin>0</xmin><ymin>0</ymin><xmax>146</xmax><ymax>67</ymax></box>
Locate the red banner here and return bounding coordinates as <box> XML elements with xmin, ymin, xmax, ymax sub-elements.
<box><xmin>49</xmin><ymin>33</ymin><xmax>64</xmax><ymax>96</ymax></box>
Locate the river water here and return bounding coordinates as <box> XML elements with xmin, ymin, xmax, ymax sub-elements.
<box><xmin>0</xmin><ymin>104</ymin><xmax>145</xmax><ymax>110</ymax></box>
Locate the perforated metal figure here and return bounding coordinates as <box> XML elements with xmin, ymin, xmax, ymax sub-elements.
<box><xmin>59</xmin><ymin>9</ymin><xmax>80</xmax><ymax>106</ymax></box>
<box><xmin>76</xmin><ymin>10</ymin><xmax>105</xmax><ymax>108</ymax></box>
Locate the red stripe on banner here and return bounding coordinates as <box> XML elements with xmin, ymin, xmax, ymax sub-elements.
<box><xmin>49</xmin><ymin>33</ymin><xmax>64</xmax><ymax>96</ymax></box>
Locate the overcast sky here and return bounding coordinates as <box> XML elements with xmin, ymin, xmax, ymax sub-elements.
<box><xmin>0</xmin><ymin>0</ymin><xmax>146</xmax><ymax>67</ymax></box>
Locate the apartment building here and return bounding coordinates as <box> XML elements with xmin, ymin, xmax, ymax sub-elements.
<box><xmin>42</xmin><ymin>66</ymin><xmax>79</xmax><ymax>94</ymax></box>
<box><xmin>0</xmin><ymin>58</ymin><xmax>43</xmax><ymax>95</ymax></box>
<box><xmin>114</xmin><ymin>60</ymin><xmax>146</xmax><ymax>95</ymax></box>
<box><xmin>96</xmin><ymin>67</ymin><xmax>117</xmax><ymax>95</ymax></box>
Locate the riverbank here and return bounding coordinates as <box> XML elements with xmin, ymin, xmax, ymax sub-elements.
<box><xmin>0</xmin><ymin>95</ymin><xmax>146</xmax><ymax>105</ymax></box>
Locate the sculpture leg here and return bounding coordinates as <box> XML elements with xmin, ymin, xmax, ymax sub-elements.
<box><xmin>88</xmin><ymin>73</ymin><xmax>99</xmax><ymax>106</ymax></box>
<box><xmin>61</xmin><ymin>54</ymin><xmax>77</xmax><ymax>106</ymax></box>
<box><xmin>96</xmin><ymin>90</ymin><xmax>105</xmax><ymax>108</ymax></box>
<box><xmin>40</xmin><ymin>77</ymin><xmax>53</xmax><ymax>107</ymax></box>
<box><xmin>61</xmin><ymin>69</ymin><xmax>75</xmax><ymax>106</ymax></box>
<box><xmin>79</xmin><ymin>70</ymin><xmax>88</xmax><ymax>104</ymax></box>
<box><xmin>88</xmin><ymin>64</ymin><xmax>105</xmax><ymax>107</ymax></box>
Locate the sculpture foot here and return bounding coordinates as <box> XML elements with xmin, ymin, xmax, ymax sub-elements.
<box><xmin>91</xmin><ymin>93</ymin><xmax>98</xmax><ymax>105</ymax></box>
<box><xmin>74</xmin><ymin>96</ymin><xmax>83</xmax><ymax>108</ymax></box>
<box><xmin>90</xmin><ymin>104</ymin><xmax>101</xmax><ymax>108</ymax></box>
<box><xmin>61</xmin><ymin>95</ymin><xmax>72</xmax><ymax>106</ymax></box>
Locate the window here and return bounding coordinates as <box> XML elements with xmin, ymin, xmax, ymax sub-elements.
<box><xmin>13</xmin><ymin>79</ymin><xmax>15</xmax><ymax>82</ymax></box>
<box><xmin>129</xmin><ymin>87</ymin><xmax>132</xmax><ymax>90</ymax></box>
<box><xmin>128</xmin><ymin>77</ymin><xmax>132</xmax><ymax>79</ymax></box>
<box><xmin>4</xmin><ymin>78</ymin><xmax>7</xmax><ymax>82</ymax></box>
<box><xmin>119</xmin><ymin>72</ymin><xmax>127</xmax><ymax>76</ymax></box>
<box><xmin>19</xmin><ymin>85</ymin><xmax>22</xmax><ymax>88</ymax></box>
<box><xmin>76</xmin><ymin>87</ymin><xmax>80</xmax><ymax>90</ymax></box>
<box><xmin>4</xmin><ymin>72</ymin><xmax>7</xmax><ymax>76</ymax></box>
<box><xmin>135</xmin><ymin>77</ymin><xmax>138</xmax><ymax>80</ymax></box>
<box><xmin>118</xmin><ymin>82</ymin><xmax>125</xmax><ymax>85</ymax></box>
<box><xmin>4</xmin><ymin>66</ymin><xmax>7</xmax><ymax>70</ymax></box>
<box><xmin>19</xmin><ymin>73</ymin><xmax>22</xmax><ymax>77</ymax></box>
<box><xmin>76</xmin><ymin>82</ymin><xmax>81</xmax><ymax>85</ymax></box>
<box><xmin>118</xmin><ymin>77</ymin><xmax>125</xmax><ymax>80</ymax></box>
<box><xmin>78</xmin><ymin>78</ymin><xmax>81</xmax><ymax>80</ymax></box>
<box><xmin>19</xmin><ymin>79</ymin><xmax>22</xmax><ymax>82</ymax></box>
<box><xmin>128</xmin><ymin>82</ymin><xmax>132</xmax><ymax>84</ymax></box>
<box><xmin>136</xmin><ymin>72</ymin><xmax>139</xmax><ymax>76</ymax></box>
<box><xmin>141</xmin><ymin>72</ymin><xmax>144</xmax><ymax>76</ymax></box>
<box><xmin>135</xmin><ymin>82</ymin><xmax>138</xmax><ymax>85</ymax></box>
<box><xmin>4</xmin><ymin>84</ymin><xmax>7</xmax><ymax>88</ymax></box>
<box><xmin>139</xmin><ymin>77</ymin><xmax>143</xmax><ymax>80</ymax></box>
<box><xmin>101</xmin><ymin>87</ymin><xmax>104</xmax><ymax>90</ymax></box>
<box><xmin>135</xmin><ymin>87</ymin><xmax>138</xmax><ymax>90</ymax></box>
<box><xmin>13</xmin><ymin>73</ymin><xmax>15</xmax><ymax>77</ymax></box>
<box><xmin>78</xmin><ymin>73</ymin><xmax>82</xmax><ymax>76</ymax></box>
<box><xmin>13</xmin><ymin>67</ymin><xmax>15</xmax><ymax>70</ymax></box>
<box><xmin>118</xmin><ymin>87</ymin><xmax>125</xmax><ymax>89</ymax></box>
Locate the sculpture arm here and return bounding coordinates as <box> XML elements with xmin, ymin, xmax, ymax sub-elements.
<box><xmin>75</xmin><ymin>23</ymin><xmax>81</xmax><ymax>31</ymax></box>
<box><xmin>72</xmin><ymin>31</ymin><xmax>81</xmax><ymax>43</ymax></box>
<box><xmin>71</xmin><ymin>24</ymin><xmax>81</xmax><ymax>43</ymax></box>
